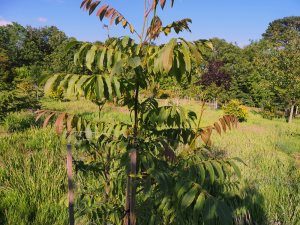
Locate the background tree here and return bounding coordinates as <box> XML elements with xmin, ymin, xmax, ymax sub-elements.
<box><xmin>253</xmin><ymin>16</ymin><xmax>300</xmax><ymax>122</ymax></box>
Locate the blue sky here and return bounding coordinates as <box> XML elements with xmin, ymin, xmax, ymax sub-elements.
<box><xmin>0</xmin><ymin>0</ymin><xmax>299</xmax><ymax>46</ymax></box>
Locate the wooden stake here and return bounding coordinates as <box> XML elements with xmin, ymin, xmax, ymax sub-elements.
<box><xmin>67</xmin><ymin>143</ymin><xmax>75</xmax><ymax>225</ymax></box>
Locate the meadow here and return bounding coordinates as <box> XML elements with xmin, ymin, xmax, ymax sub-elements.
<box><xmin>0</xmin><ymin>99</ymin><xmax>299</xmax><ymax>225</ymax></box>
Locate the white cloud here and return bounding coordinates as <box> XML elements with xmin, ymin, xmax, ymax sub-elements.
<box><xmin>0</xmin><ymin>18</ymin><xmax>12</xmax><ymax>26</ymax></box>
<box><xmin>37</xmin><ymin>17</ymin><xmax>47</xmax><ymax>23</ymax></box>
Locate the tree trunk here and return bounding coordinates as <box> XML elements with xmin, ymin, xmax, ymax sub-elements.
<box><xmin>295</xmin><ymin>106</ymin><xmax>298</xmax><ymax>116</ymax></box>
<box><xmin>67</xmin><ymin>143</ymin><xmax>75</xmax><ymax>225</ymax></box>
<box><xmin>215</xmin><ymin>98</ymin><xmax>218</xmax><ymax>110</ymax></box>
<box><xmin>288</xmin><ymin>104</ymin><xmax>295</xmax><ymax>123</ymax></box>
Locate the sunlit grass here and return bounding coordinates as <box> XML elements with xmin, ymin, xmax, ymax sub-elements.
<box><xmin>1</xmin><ymin>98</ymin><xmax>299</xmax><ymax>224</ymax></box>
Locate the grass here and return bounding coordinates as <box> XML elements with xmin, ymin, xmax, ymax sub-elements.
<box><xmin>0</xmin><ymin>128</ymin><xmax>68</xmax><ymax>225</ymax></box>
<box><xmin>212</xmin><ymin>112</ymin><xmax>300</xmax><ymax>224</ymax></box>
<box><xmin>1</xmin><ymin>98</ymin><xmax>300</xmax><ymax>224</ymax></box>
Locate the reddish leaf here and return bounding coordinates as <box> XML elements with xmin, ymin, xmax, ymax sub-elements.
<box><xmin>232</xmin><ymin>116</ymin><xmax>238</xmax><ymax>128</ymax></box>
<box><xmin>160</xmin><ymin>0</ymin><xmax>166</xmax><ymax>9</ymax></box>
<box><xmin>89</xmin><ymin>1</ymin><xmax>100</xmax><ymax>15</ymax></box>
<box><xmin>110</xmin><ymin>11</ymin><xmax>118</xmax><ymax>25</ymax></box>
<box><xmin>80</xmin><ymin>0</ymin><xmax>90</xmax><ymax>9</ymax></box>
<box><xmin>151</xmin><ymin>0</ymin><xmax>158</xmax><ymax>10</ymax></box>
<box><xmin>35</xmin><ymin>110</ymin><xmax>47</xmax><ymax>122</ymax></box>
<box><xmin>105</xmin><ymin>8</ymin><xmax>114</xmax><ymax>17</ymax></box>
<box><xmin>214</xmin><ymin>122</ymin><xmax>221</xmax><ymax>135</ymax></box>
<box><xmin>200</xmin><ymin>127</ymin><xmax>212</xmax><ymax>146</ymax></box>
<box><xmin>224</xmin><ymin>115</ymin><xmax>232</xmax><ymax>130</ymax></box>
<box><xmin>55</xmin><ymin>113</ymin><xmax>66</xmax><ymax>134</ymax></box>
<box><xmin>115</xmin><ymin>15</ymin><xmax>124</xmax><ymax>25</ymax></box>
<box><xmin>43</xmin><ymin>113</ymin><xmax>55</xmax><ymax>128</ymax></box>
<box><xmin>97</xmin><ymin>4</ymin><xmax>109</xmax><ymax>20</ymax></box>
<box><xmin>219</xmin><ymin>118</ymin><xmax>227</xmax><ymax>133</ymax></box>
<box><xmin>147</xmin><ymin>16</ymin><xmax>162</xmax><ymax>40</ymax></box>
<box><xmin>85</xmin><ymin>0</ymin><xmax>93</xmax><ymax>10</ymax></box>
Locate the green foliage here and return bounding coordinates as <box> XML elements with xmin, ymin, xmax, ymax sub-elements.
<box><xmin>3</xmin><ymin>111</ymin><xmax>39</xmax><ymax>132</ymax></box>
<box><xmin>223</xmin><ymin>100</ymin><xmax>248</xmax><ymax>122</ymax></box>
<box><xmin>0</xmin><ymin>80</ymin><xmax>40</xmax><ymax>120</ymax></box>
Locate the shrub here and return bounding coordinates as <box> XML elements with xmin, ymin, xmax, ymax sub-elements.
<box><xmin>259</xmin><ymin>104</ymin><xmax>285</xmax><ymax>120</ymax></box>
<box><xmin>223</xmin><ymin>99</ymin><xmax>248</xmax><ymax>122</ymax></box>
<box><xmin>3</xmin><ymin>111</ymin><xmax>38</xmax><ymax>132</ymax></box>
<box><xmin>0</xmin><ymin>81</ymin><xmax>40</xmax><ymax>120</ymax></box>
<box><xmin>260</xmin><ymin>110</ymin><xmax>276</xmax><ymax>120</ymax></box>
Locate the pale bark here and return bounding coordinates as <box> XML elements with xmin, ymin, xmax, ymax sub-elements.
<box><xmin>288</xmin><ymin>104</ymin><xmax>295</xmax><ymax>123</ymax></box>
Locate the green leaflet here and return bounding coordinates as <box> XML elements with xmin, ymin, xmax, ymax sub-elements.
<box><xmin>212</xmin><ymin>161</ymin><xmax>224</xmax><ymax>181</ymax></box>
<box><xmin>75</xmin><ymin>43</ymin><xmax>91</xmax><ymax>66</ymax></box>
<box><xmin>76</xmin><ymin>75</ymin><xmax>90</xmax><ymax>97</ymax></box>
<box><xmin>66</xmin><ymin>75</ymin><xmax>80</xmax><ymax>98</ymax></box>
<box><xmin>111</xmin><ymin>59</ymin><xmax>123</xmax><ymax>75</ymax></box>
<box><xmin>76</xmin><ymin>117</ymin><xmax>82</xmax><ymax>131</ymax></box>
<box><xmin>106</xmin><ymin>48</ymin><xmax>114</xmax><ymax>70</ymax></box>
<box><xmin>95</xmin><ymin>75</ymin><xmax>104</xmax><ymax>100</ymax></box>
<box><xmin>113</xmin><ymin>76</ymin><xmax>121</xmax><ymax>98</ymax></box>
<box><xmin>65</xmin><ymin>40</ymin><xmax>79</xmax><ymax>51</ymax></box>
<box><xmin>44</xmin><ymin>74</ymin><xmax>60</xmax><ymax>95</ymax></box>
<box><xmin>57</xmin><ymin>74</ymin><xmax>72</xmax><ymax>90</ymax></box>
<box><xmin>128</xmin><ymin>57</ymin><xmax>141</xmax><ymax>68</ymax></box>
<box><xmin>193</xmin><ymin>192</ymin><xmax>206</xmax><ymax>224</ymax></box>
<box><xmin>85</xmin><ymin>123</ymin><xmax>93</xmax><ymax>140</ymax></box>
<box><xmin>121</xmin><ymin>36</ymin><xmax>130</xmax><ymax>48</ymax></box>
<box><xmin>228</xmin><ymin>160</ymin><xmax>241</xmax><ymax>178</ymax></box>
<box><xmin>162</xmin><ymin>38</ymin><xmax>177</xmax><ymax>73</ymax></box>
<box><xmin>198</xmin><ymin>163</ymin><xmax>205</xmax><ymax>185</ymax></box>
<box><xmin>181</xmin><ymin>185</ymin><xmax>199</xmax><ymax>209</ymax></box>
<box><xmin>153</xmin><ymin>50</ymin><xmax>163</xmax><ymax>74</ymax></box>
<box><xmin>188</xmin><ymin>41</ymin><xmax>203</xmax><ymax>63</ymax></box>
<box><xmin>86</xmin><ymin>45</ymin><xmax>98</xmax><ymax>71</ymax></box>
<box><xmin>203</xmin><ymin>197</ymin><xmax>217</xmax><ymax>222</ymax></box>
<box><xmin>177</xmin><ymin>182</ymin><xmax>192</xmax><ymax>200</ymax></box>
<box><xmin>82</xmin><ymin>76</ymin><xmax>96</xmax><ymax>99</ymax></box>
<box><xmin>204</xmin><ymin>161</ymin><xmax>215</xmax><ymax>184</ymax></box>
<box><xmin>98</xmin><ymin>48</ymin><xmax>107</xmax><ymax>71</ymax></box>
<box><xmin>180</xmin><ymin>41</ymin><xmax>191</xmax><ymax>73</ymax></box>
<box><xmin>104</xmin><ymin>75</ymin><xmax>113</xmax><ymax>99</ymax></box>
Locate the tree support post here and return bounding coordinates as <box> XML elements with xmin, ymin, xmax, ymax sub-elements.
<box><xmin>67</xmin><ymin>143</ymin><xmax>75</xmax><ymax>225</ymax></box>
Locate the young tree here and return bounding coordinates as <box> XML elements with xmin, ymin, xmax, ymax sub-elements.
<box><xmin>38</xmin><ymin>1</ymin><xmax>243</xmax><ymax>224</ymax></box>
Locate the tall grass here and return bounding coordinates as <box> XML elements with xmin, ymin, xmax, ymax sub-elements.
<box><xmin>212</xmin><ymin>113</ymin><xmax>300</xmax><ymax>224</ymax></box>
<box><xmin>1</xmin><ymin>99</ymin><xmax>299</xmax><ymax>224</ymax></box>
<box><xmin>0</xmin><ymin>128</ymin><xmax>68</xmax><ymax>225</ymax></box>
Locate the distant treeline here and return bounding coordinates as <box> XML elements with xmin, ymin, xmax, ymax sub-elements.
<box><xmin>0</xmin><ymin>17</ymin><xmax>299</xmax><ymax>117</ymax></box>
